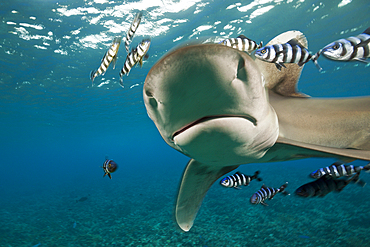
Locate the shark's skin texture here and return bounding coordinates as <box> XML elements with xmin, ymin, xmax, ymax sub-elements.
<box><xmin>143</xmin><ymin>31</ymin><xmax>370</xmax><ymax>232</ymax></box>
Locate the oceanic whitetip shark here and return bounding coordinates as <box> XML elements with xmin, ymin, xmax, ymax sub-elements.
<box><xmin>143</xmin><ymin>31</ymin><xmax>370</xmax><ymax>232</ymax></box>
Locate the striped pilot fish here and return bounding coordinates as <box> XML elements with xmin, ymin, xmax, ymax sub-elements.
<box><xmin>250</xmin><ymin>182</ymin><xmax>289</xmax><ymax>206</ymax></box>
<box><xmin>310</xmin><ymin>161</ymin><xmax>370</xmax><ymax>179</ymax></box>
<box><xmin>90</xmin><ymin>36</ymin><xmax>122</xmax><ymax>84</ymax></box>
<box><xmin>125</xmin><ymin>11</ymin><xmax>143</xmax><ymax>52</ymax></box>
<box><xmin>219</xmin><ymin>35</ymin><xmax>263</xmax><ymax>54</ymax></box>
<box><xmin>295</xmin><ymin>172</ymin><xmax>364</xmax><ymax>198</ymax></box>
<box><xmin>119</xmin><ymin>39</ymin><xmax>151</xmax><ymax>87</ymax></box>
<box><xmin>321</xmin><ymin>27</ymin><xmax>370</xmax><ymax>63</ymax></box>
<box><xmin>220</xmin><ymin>171</ymin><xmax>262</xmax><ymax>189</ymax></box>
<box><xmin>254</xmin><ymin>38</ymin><xmax>322</xmax><ymax>71</ymax></box>
<box><xmin>102</xmin><ymin>158</ymin><xmax>118</xmax><ymax>179</ymax></box>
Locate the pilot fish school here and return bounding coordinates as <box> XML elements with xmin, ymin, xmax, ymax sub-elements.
<box><xmin>90</xmin><ymin>12</ymin><xmax>370</xmax><ymax>86</ymax></box>
<box><xmin>95</xmin><ymin>12</ymin><xmax>370</xmax><ymax>232</ymax></box>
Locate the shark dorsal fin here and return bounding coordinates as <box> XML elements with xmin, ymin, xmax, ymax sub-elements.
<box><xmin>254</xmin><ymin>31</ymin><xmax>309</xmax><ymax>98</ymax></box>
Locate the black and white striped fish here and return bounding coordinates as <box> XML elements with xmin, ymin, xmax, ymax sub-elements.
<box><xmin>220</xmin><ymin>171</ymin><xmax>262</xmax><ymax>189</ymax></box>
<box><xmin>310</xmin><ymin>161</ymin><xmax>370</xmax><ymax>179</ymax></box>
<box><xmin>321</xmin><ymin>27</ymin><xmax>370</xmax><ymax>63</ymax></box>
<box><xmin>254</xmin><ymin>38</ymin><xmax>322</xmax><ymax>71</ymax></box>
<box><xmin>250</xmin><ymin>183</ymin><xmax>289</xmax><ymax>206</ymax></box>
<box><xmin>125</xmin><ymin>12</ymin><xmax>142</xmax><ymax>52</ymax></box>
<box><xmin>102</xmin><ymin>158</ymin><xmax>118</xmax><ymax>179</ymax></box>
<box><xmin>119</xmin><ymin>39</ymin><xmax>151</xmax><ymax>87</ymax></box>
<box><xmin>219</xmin><ymin>35</ymin><xmax>263</xmax><ymax>54</ymax></box>
<box><xmin>296</xmin><ymin>172</ymin><xmax>364</xmax><ymax>198</ymax></box>
<box><xmin>90</xmin><ymin>37</ymin><xmax>121</xmax><ymax>84</ymax></box>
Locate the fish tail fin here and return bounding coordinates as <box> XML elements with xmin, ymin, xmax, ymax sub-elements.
<box><xmin>90</xmin><ymin>70</ymin><xmax>96</xmax><ymax>85</ymax></box>
<box><xmin>258</xmin><ymin>41</ymin><xmax>263</xmax><ymax>49</ymax></box>
<box><xmin>311</xmin><ymin>51</ymin><xmax>323</xmax><ymax>72</ymax></box>
<box><xmin>279</xmin><ymin>182</ymin><xmax>289</xmax><ymax>195</ymax></box>
<box><xmin>363</xmin><ymin>163</ymin><xmax>370</xmax><ymax>172</ymax></box>
<box><xmin>251</xmin><ymin>170</ymin><xmax>262</xmax><ymax>182</ymax></box>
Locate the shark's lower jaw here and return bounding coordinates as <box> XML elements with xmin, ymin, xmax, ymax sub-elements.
<box><xmin>171</xmin><ymin>116</ymin><xmax>271</xmax><ymax>165</ymax></box>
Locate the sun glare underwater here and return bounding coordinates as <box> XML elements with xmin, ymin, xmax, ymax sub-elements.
<box><xmin>1</xmin><ymin>0</ymin><xmax>370</xmax><ymax>246</ymax></box>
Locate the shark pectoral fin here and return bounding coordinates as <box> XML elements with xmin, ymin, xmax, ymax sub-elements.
<box><xmin>175</xmin><ymin>159</ymin><xmax>238</xmax><ymax>232</ymax></box>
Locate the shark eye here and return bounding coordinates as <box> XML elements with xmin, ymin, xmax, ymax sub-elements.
<box><xmin>332</xmin><ymin>44</ymin><xmax>339</xmax><ymax>50</ymax></box>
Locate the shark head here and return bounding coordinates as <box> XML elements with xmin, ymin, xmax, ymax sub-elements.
<box><xmin>143</xmin><ymin>31</ymin><xmax>370</xmax><ymax>232</ymax></box>
<box><xmin>143</xmin><ymin>44</ymin><xmax>279</xmax><ymax>166</ymax></box>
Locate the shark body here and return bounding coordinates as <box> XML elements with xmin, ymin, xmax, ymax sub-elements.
<box><xmin>143</xmin><ymin>31</ymin><xmax>370</xmax><ymax>231</ymax></box>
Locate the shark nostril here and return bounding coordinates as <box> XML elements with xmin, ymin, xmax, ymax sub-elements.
<box><xmin>145</xmin><ymin>90</ymin><xmax>153</xmax><ymax>97</ymax></box>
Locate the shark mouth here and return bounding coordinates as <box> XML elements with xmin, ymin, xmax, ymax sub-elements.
<box><xmin>171</xmin><ymin>115</ymin><xmax>257</xmax><ymax>141</ymax></box>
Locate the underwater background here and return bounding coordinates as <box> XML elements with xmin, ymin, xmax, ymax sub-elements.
<box><xmin>1</xmin><ymin>0</ymin><xmax>370</xmax><ymax>246</ymax></box>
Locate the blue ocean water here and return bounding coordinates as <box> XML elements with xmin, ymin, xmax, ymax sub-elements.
<box><xmin>1</xmin><ymin>0</ymin><xmax>369</xmax><ymax>246</ymax></box>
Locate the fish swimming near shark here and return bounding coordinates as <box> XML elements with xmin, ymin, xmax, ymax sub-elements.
<box><xmin>320</xmin><ymin>27</ymin><xmax>370</xmax><ymax>63</ymax></box>
<box><xmin>76</xmin><ymin>195</ymin><xmax>90</xmax><ymax>203</ymax></box>
<box><xmin>219</xmin><ymin>35</ymin><xmax>263</xmax><ymax>54</ymax></box>
<box><xmin>220</xmin><ymin>171</ymin><xmax>262</xmax><ymax>189</ymax></box>
<box><xmin>254</xmin><ymin>38</ymin><xmax>322</xmax><ymax>71</ymax></box>
<box><xmin>90</xmin><ymin>36</ymin><xmax>121</xmax><ymax>84</ymax></box>
<box><xmin>295</xmin><ymin>172</ymin><xmax>364</xmax><ymax>198</ymax></box>
<box><xmin>125</xmin><ymin>12</ymin><xmax>142</xmax><ymax>52</ymax></box>
<box><xmin>143</xmin><ymin>30</ymin><xmax>370</xmax><ymax>231</ymax></box>
<box><xmin>250</xmin><ymin>182</ymin><xmax>289</xmax><ymax>206</ymax></box>
<box><xmin>310</xmin><ymin>161</ymin><xmax>370</xmax><ymax>179</ymax></box>
<box><xmin>119</xmin><ymin>39</ymin><xmax>150</xmax><ymax>87</ymax></box>
<box><xmin>102</xmin><ymin>158</ymin><xmax>118</xmax><ymax>179</ymax></box>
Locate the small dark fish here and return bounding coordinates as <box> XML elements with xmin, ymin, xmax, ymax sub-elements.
<box><xmin>76</xmin><ymin>196</ymin><xmax>89</xmax><ymax>202</ymax></box>
<box><xmin>321</xmin><ymin>27</ymin><xmax>370</xmax><ymax>63</ymax></box>
<box><xmin>250</xmin><ymin>182</ymin><xmax>289</xmax><ymax>206</ymax></box>
<box><xmin>295</xmin><ymin>172</ymin><xmax>364</xmax><ymax>198</ymax></box>
<box><xmin>102</xmin><ymin>159</ymin><xmax>118</xmax><ymax>179</ymax></box>
<box><xmin>125</xmin><ymin>12</ymin><xmax>142</xmax><ymax>52</ymax></box>
<box><xmin>310</xmin><ymin>161</ymin><xmax>370</xmax><ymax>179</ymax></box>
<box><xmin>90</xmin><ymin>37</ymin><xmax>121</xmax><ymax>84</ymax></box>
<box><xmin>220</xmin><ymin>171</ymin><xmax>262</xmax><ymax>189</ymax></box>
<box><xmin>219</xmin><ymin>35</ymin><xmax>263</xmax><ymax>54</ymax></box>
<box><xmin>255</xmin><ymin>38</ymin><xmax>322</xmax><ymax>71</ymax></box>
<box><xmin>119</xmin><ymin>39</ymin><xmax>150</xmax><ymax>87</ymax></box>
